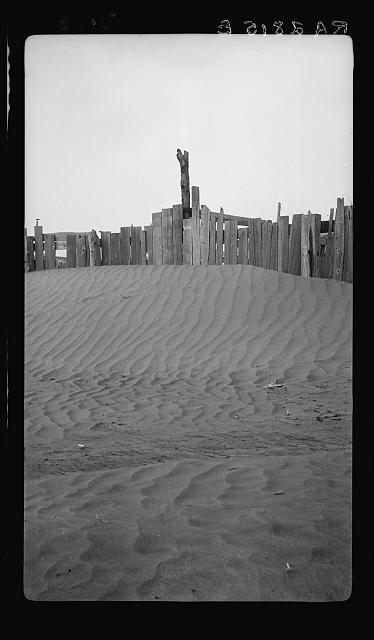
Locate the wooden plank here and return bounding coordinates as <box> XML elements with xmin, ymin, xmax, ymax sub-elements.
<box><xmin>216</xmin><ymin>208</ymin><xmax>223</xmax><ymax>265</ymax></box>
<box><xmin>200</xmin><ymin>205</ymin><xmax>210</xmax><ymax>266</ymax></box>
<box><xmin>310</xmin><ymin>213</ymin><xmax>321</xmax><ymax>277</ymax></box>
<box><xmin>161</xmin><ymin>209</ymin><xmax>173</xmax><ymax>265</ymax></box>
<box><xmin>111</xmin><ymin>232</ymin><xmax>120</xmax><ymax>265</ymax></box>
<box><xmin>333</xmin><ymin>198</ymin><xmax>345</xmax><ymax>280</ymax></box>
<box><xmin>230</xmin><ymin>218</ymin><xmax>238</xmax><ymax>264</ymax></box>
<box><xmin>288</xmin><ymin>214</ymin><xmax>302</xmax><ymax>275</ymax></box>
<box><xmin>278</xmin><ymin>216</ymin><xmax>289</xmax><ymax>273</ymax></box>
<box><xmin>76</xmin><ymin>233</ymin><xmax>88</xmax><ymax>267</ymax></box>
<box><xmin>24</xmin><ymin>228</ymin><xmax>28</xmax><ymax>272</ymax></box>
<box><xmin>182</xmin><ymin>218</ymin><xmax>192</xmax><ymax>265</ymax></box>
<box><xmin>26</xmin><ymin>236</ymin><xmax>35</xmax><ymax>271</ymax></box>
<box><xmin>152</xmin><ymin>212</ymin><xmax>162</xmax><ymax>265</ymax></box>
<box><xmin>44</xmin><ymin>234</ymin><xmax>56</xmax><ymax>269</ymax></box>
<box><xmin>101</xmin><ymin>231</ymin><xmax>111</xmax><ymax>266</ymax></box>
<box><xmin>238</xmin><ymin>227</ymin><xmax>248</xmax><ymax>264</ymax></box>
<box><xmin>120</xmin><ymin>227</ymin><xmax>131</xmax><ymax>265</ymax></box>
<box><xmin>270</xmin><ymin>222</ymin><xmax>278</xmax><ymax>270</ymax></box>
<box><xmin>66</xmin><ymin>233</ymin><xmax>77</xmax><ymax>268</ymax></box>
<box><xmin>172</xmin><ymin>204</ymin><xmax>183</xmax><ymax>265</ymax></box>
<box><xmin>253</xmin><ymin>218</ymin><xmax>262</xmax><ymax>267</ymax></box>
<box><xmin>141</xmin><ymin>230</ymin><xmax>147</xmax><ymax>265</ymax></box>
<box><xmin>191</xmin><ymin>186</ymin><xmax>201</xmax><ymax>265</ymax></box>
<box><xmin>301</xmin><ymin>214</ymin><xmax>311</xmax><ymax>277</ymax></box>
<box><xmin>131</xmin><ymin>226</ymin><xmax>142</xmax><ymax>265</ymax></box>
<box><xmin>224</xmin><ymin>220</ymin><xmax>231</xmax><ymax>264</ymax></box>
<box><xmin>208</xmin><ymin>210</ymin><xmax>216</xmax><ymax>264</ymax></box>
<box><xmin>144</xmin><ymin>225</ymin><xmax>153</xmax><ymax>265</ymax></box>
<box><xmin>323</xmin><ymin>208</ymin><xmax>335</xmax><ymax>279</ymax></box>
<box><xmin>261</xmin><ymin>220</ymin><xmax>272</xmax><ymax>269</ymax></box>
<box><xmin>34</xmin><ymin>225</ymin><xmax>44</xmax><ymax>270</ymax></box>
<box><xmin>248</xmin><ymin>219</ymin><xmax>256</xmax><ymax>266</ymax></box>
<box><xmin>88</xmin><ymin>230</ymin><xmax>101</xmax><ymax>266</ymax></box>
<box><xmin>343</xmin><ymin>204</ymin><xmax>353</xmax><ymax>283</ymax></box>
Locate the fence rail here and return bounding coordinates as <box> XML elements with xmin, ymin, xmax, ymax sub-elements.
<box><xmin>24</xmin><ymin>189</ymin><xmax>353</xmax><ymax>283</ymax></box>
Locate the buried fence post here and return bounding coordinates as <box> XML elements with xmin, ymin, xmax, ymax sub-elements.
<box><xmin>76</xmin><ymin>233</ymin><xmax>88</xmax><ymax>267</ymax></box>
<box><xmin>288</xmin><ymin>214</ymin><xmax>302</xmax><ymax>275</ymax></box>
<box><xmin>333</xmin><ymin>198</ymin><xmax>345</xmax><ymax>280</ymax></box>
<box><xmin>216</xmin><ymin>208</ymin><xmax>224</xmax><ymax>265</ymax></box>
<box><xmin>191</xmin><ymin>186</ymin><xmax>201</xmax><ymax>265</ymax></box>
<box><xmin>34</xmin><ymin>224</ymin><xmax>44</xmax><ymax>270</ymax></box>
<box><xmin>176</xmin><ymin>149</ymin><xmax>191</xmax><ymax>214</ymax></box>
<box><xmin>44</xmin><ymin>234</ymin><xmax>56</xmax><ymax>269</ymax></box>
<box><xmin>88</xmin><ymin>230</ymin><xmax>101</xmax><ymax>266</ymax></box>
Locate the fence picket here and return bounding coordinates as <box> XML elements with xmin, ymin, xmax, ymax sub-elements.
<box><xmin>333</xmin><ymin>198</ymin><xmax>344</xmax><ymax>280</ymax></box>
<box><xmin>161</xmin><ymin>209</ymin><xmax>173</xmax><ymax>264</ymax></box>
<box><xmin>34</xmin><ymin>225</ymin><xmax>44</xmax><ymax>270</ymax></box>
<box><xmin>101</xmin><ymin>232</ymin><xmax>111</xmax><ymax>266</ymax></box>
<box><xmin>278</xmin><ymin>216</ymin><xmax>289</xmax><ymax>273</ymax></box>
<box><xmin>200</xmin><ymin>205</ymin><xmax>210</xmax><ymax>266</ymax></box>
<box><xmin>238</xmin><ymin>227</ymin><xmax>248</xmax><ymax>264</ymax></box>
<box><xmin>111</xmin><ymin>232</ymin><xmax>120</xmax><ymax>265</ymax></box>
<box><xmin>183</xmin><ymin>219</ymin><xmax>192</xmax><ymax>264</ymax></box>
<box><xmin>120</xmin><ymin>227</ymin><xmax>131</xmax><ymax>265</ymax></box>
<box><xmin>172</xmin><ymin>204</ymin><xmax>183</xmax><ymax>265</ymax></box>
<box><xmin>152</xmin><ymin>212</ymin><xmax>162</xmax><ymax>265</ymax></box>
<box><xmin>76</xmin><ymin>233</ymin><xmax>88</xmax><ymax>267</ymax></box>
<box><xmin>216</xmin><ymin>208</ymin><xmax>223</xmax><ymax>265</ymax></box>
<box><xmin>44</xmin><ymin>234</ymin><xmax>56</xmax><ymax>269</ymax></box>
<box><xmin>191</xmin><ymin>186</ymin><xmax>201</xmax><ymax>265</ymax></box>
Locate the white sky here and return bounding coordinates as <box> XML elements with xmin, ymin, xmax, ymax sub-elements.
<box><xmin>25</xmin><ymin>34</ymin><xmax>353</xmax><ymax>234</ymax></box>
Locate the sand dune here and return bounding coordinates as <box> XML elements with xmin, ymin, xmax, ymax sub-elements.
<box><xmin>24</xmin><ymin>265</ymin><xmax>352</xmax><ymax>601</ymax></box>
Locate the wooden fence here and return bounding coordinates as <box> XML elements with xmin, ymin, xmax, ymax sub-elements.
<box><xmin>24</xmin><ymin>189</ymin><xmax>353</xmax><ymax>283</ymax></box>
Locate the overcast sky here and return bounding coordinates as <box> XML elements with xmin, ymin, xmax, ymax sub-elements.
<box><xmin>25</xmin><ymin>34</ymin><xmax>353</xmax><ymax>234</ymax></box>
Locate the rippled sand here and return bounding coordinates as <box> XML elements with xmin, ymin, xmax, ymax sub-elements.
<box><xmin>24</xmin><ymin>265</ymin><xmax>352</xmax><ymax>601</ymax></box>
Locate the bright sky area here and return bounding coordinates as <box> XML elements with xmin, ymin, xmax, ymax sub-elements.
<box><xmin>25</xmin><ymin>34</ymin><xmax>353</xmax><ymax>234</ymax></box>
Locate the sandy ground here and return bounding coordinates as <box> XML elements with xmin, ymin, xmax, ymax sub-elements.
<box><xmin>24</xmin><ymin>265</ymin><xmax>352</xmax><ymax>601</ymax></box>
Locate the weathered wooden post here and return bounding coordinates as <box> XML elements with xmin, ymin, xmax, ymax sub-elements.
<box><xmin>88</xmin><ymin>229</ymin><xmax>101</xmax><ymax>266</ymax></box>
<box><xmin>176</xmin><ymin>149</ymin><xmax>191</xmax><ymax>217</ymax></box>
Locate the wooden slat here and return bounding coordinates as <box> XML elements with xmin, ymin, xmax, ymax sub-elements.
<box><xmin>131</xmin><ymin>227</ymin><xmax>142</xmax><ymax>264</ymax></box>
<box><xmin>270</xmin><ymin>222</ymin><xmax>278</xmax><ymax>270</ymax></box>
<box><xmin>191</xmin><ymin>186</ymin><xmax>201</xmax><ymax>265</ymax></box>
<box><xmin>24</xmin><ymin>228</ymin><xmax>28</xmax><ymax>272</ymax></box>
<box><xmin>323</xmin><ymin>208</ymin><xmax>335</xmax><ymax>279</ymax></box>
<box><xmin>26</xmin><ymin>236</ymin><xmax>35</xmax><ymax>271</ymax></box>
<box><xmin>216</xmin><ymin>208</ymin><xmax>223</xmax><ymax>265</ymax></box>
<box><xmin>343</xmin><ymin>205</ymin><xmax>353</xmax><ymax>283</ymax></box>
<box><xmin>248</xmin><ymin>219</ymin><xmax>256</xmax><ymax>266</ymax></box>
<box><xmin>301</xmin><ymin>214</ymin><xmax>311</xmax><ymax>277</ymax></box>
<box><xmin>200</xmin><ymin>205</ymin><xmax>210</xmax><ymax>266</ymax></box>
<box><xmin>253</xmin><ymin>218</ymin><xmax>262</xmax><ymax>267</ymax></box>
<box><xmin>161</xmin><ymin>209</ymin><xmax>173</xmax><ymax>265</ymax></box>
<box><xmin>101</xmin><ymin>231</ymin><xmax>112</xmax><ymax>266</ymax></box>
<box><xmin>144</xmin><ymin>225</ymin><xmax>153</xmax><ymax>265</ymax></box>
<box><xmin>120</xmin><ymin>227</ymin><xmax>131</xmax><ymax>265</ymax></box>
<box><xmin>333</xmin><ymin>198</ymin><xmax>345</xmax><ymax>280</ymax></box>
<box><xmin>224</xmin><ymin>220</ymin><xmax>231</xmax><ymax>264</ymax></box>
<box><xmin>182</xmin><ymin>218</ymin><xmax>192</xmax><ymax>265</ymax></box>
<box><xmin>66</xmin><ymin>234</ymin><xmax>76</xmax><ymax>268</ymax></box>
<box><xmin>34</xmin><ymin>225</ymin><xmax>44</xmax><ymax>270</ymax></box>
<box><xmin>278</xmin><ymin>216</ymin><xmax>289</xmax><ymax>273</ymax></box>
<box><xmin>230</xmin><ymin>218</ymin><xmax>238</xmax><ymax>264</ymax></box>
<box><xmin>76</xmin><ymin>233</ymin><xmax>88</xmax><ymax>267</ymax></box>
<box><xmin>208</xmin><ymin>210</ymin><xmax>216</xmax><ymax>265</ymax></box>
<box><xmin>288</xmin><ymin>214</ymin><xmax>302</xmax><ymax>275</ymax></box>
<box><xmin>310</xmin><ymin>214</ymin><xmax>321</xmax><ymax>277</ymax></box>
<box><xmin>152</xmin><ymin>212</ymin><xmax>163</xmax><ymax>265</ymax></box>
<box><xmin>44</xmin><ymin>234</ymin><xmax>56</xmax><ymax>269</ymax></box>
<box><xmin>172</xmin><ymin>204</ymin><xmax>183</xmax><ymax>265</ymax></box>
<box><xmin>261</xmin><ymin>220</ymin><xmax>272</xmax><ymax>269</ymax></box>
<box><xmin>111</xmin><ymin>232</ymin><xmax>120</xmax><ymax>265</ymax></box>
<box><xmin>88</xmin><ymin>230</ymin><xmax>101</xmax><ymax>266</ymax></box>
<box><xmin>238</xmin><ymin>227</ymin><xmax>248</xmax><ymax>264</ymax></box>
<box><xmin>141</xmin><ymin>230</ymin><xmax>147</xmax><ymax>265</ymax></box>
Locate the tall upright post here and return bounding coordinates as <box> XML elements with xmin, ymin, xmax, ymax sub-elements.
<box><xmin>176</xmin><ymin>149</ymin><xmax>191</xmax><ymax>216</ymax></box>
